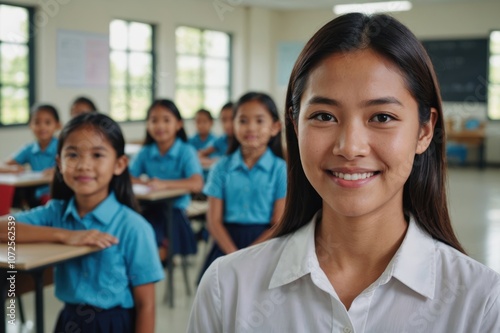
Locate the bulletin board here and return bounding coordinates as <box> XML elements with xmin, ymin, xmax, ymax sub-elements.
<box><xmin>57</xmin><ymin>30</ymin><xmax>109</xmax><ymax>87</ymax></box>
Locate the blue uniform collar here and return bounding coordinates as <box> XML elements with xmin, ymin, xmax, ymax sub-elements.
<box><xmin>63</xmin><ymin>192</ymin><xmax>121</xmax><ymax>225</ymax></box>
<box><xmin>229</xmin><ymin>148</ymin><xmax>274</xmax><ymax>172</ymax></box>
<box><xmin>31</xmin><ymin>137</ymin><xmax>58</xmax><ymax>154</ymax></box>
<box><xmin>150</xmin><ymin>138</ymin><xmax>182</xmax><ymax>159</ymax></box>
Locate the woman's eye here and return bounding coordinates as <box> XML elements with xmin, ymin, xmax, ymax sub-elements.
<box><xmin>313</xmin><ymin>113</ymin><xmax>336</xmax><ymax>122</ymax></box>
<box><xmin>371</xmin><ymin>114</ymin><xmax>394</xmax><ymax>123</ymax></box>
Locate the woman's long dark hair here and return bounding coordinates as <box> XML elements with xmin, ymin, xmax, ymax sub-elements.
<box><xmin>144</xmin><ymin>99</ymin><xmax>188</xmax><ymax>145</ymax></box>
<box><xmin>51</xmin><ymin>113</ymin><xmax>139</xmax><ymax>211</ymax></box>
<box><xmin>227</xmin><ymin>92</ymin><xmax>284</xmax><ymax>159</ymax></box>
<box><xmin>273</xmin><ymin>13</ymin><xmax>465</xmax><ymax>253</ymax></box>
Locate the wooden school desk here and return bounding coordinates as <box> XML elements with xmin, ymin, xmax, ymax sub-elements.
<box><xmin>447</xmin><ymin>128</ymin><xmax>486</xmax><ymax>169</ymax></box>
<box><xmin>0</xmin><ymin>243</ymin><xmax>99</xmax><ymax>333</ymax></box>
<box><xmin>0</xmin><ymin>171</ymin><xmax>52</xmax><ymax>188</ymax></box>
<box><xmin>133</xmin><ymin>185</ymin><xmax>190</xmax><ymax>308</ymax></box>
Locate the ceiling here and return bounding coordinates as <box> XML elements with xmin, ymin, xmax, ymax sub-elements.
<box><xmin>232</xmin><ymin>0</ymin><xmax>494</xmax><ymax>10</ymax></box>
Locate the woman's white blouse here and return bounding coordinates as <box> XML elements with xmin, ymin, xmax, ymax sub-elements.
<box><xmin>188</xmin><ymin>213</ymin><xmax>500</xmax><ymax>333</ymax></box>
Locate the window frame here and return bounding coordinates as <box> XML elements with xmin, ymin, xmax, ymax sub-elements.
<box><xmin>0</xmin><ymin>2</ymin><xmax>35</xmax><ymax>127</ymax></box>
<box><xmin>109</xmin><ymin>18</ymin><xmax>157</xmax><ymax>123</ymax></box>
<box><xmin>175</xmin><ymin>25</ymin><xmax>233</xmax><ymax>119</ymax></box>
<box><xmin>488</xmin><ymin>29</ymin><xmax>500</xmax><ymax>121</ymax></box>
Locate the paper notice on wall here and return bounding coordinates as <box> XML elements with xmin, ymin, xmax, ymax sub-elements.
<box><xmin>57</xmin><ymin>30</ymin><xmax>109</xmax><ymax>87</ymax></box>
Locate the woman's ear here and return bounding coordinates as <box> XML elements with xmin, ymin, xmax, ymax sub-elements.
<box><xmin>416</xmin><ymin>108</ymin><xmax>438</xmax><ymax>154</ymax></box>
<box><xmin>114</xmin><ymin>155</ymin><xmax>129</xmax><ymax>176</ymax></box>
<box><xmin>271</xmin><ymin>120</ymin><xmax>282</xmax><ymax>136</ymax></box>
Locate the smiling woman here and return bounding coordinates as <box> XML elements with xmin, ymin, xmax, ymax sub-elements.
<box><xmin>188</xmin><ymin>13</ymin><xmax>500</xmax><ymax>333</ymax></box>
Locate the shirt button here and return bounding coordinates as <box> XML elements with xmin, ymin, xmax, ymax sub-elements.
<box><xmin>343</xmin><ymin>328</ymin><xmax>352</xmax><ymax>333</ymax></box>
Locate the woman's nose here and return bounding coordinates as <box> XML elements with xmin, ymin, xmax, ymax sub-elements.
<box><xmin>332</xmin><ymin>121</ymin><xmax>370</xmax><ymax>160</ymax></box>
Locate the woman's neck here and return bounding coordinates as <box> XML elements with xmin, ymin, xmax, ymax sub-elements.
<box><xmin>156</xmin><ymin>137</ymin><xmax>176</xmax><ymax>155</ymax></box>
<box><xmin>199</xmin><ymin>133</ymin><xmax>209</xmax><ymax>141</ymax></box>
<box><xmin>315</xmin><ymin>208</ymin><xmax>408</xmax><ymax>309</ymax></box>
<box><xmin>240</xmin><ymin>145</ymin><xmax>267</xmax><ymax>169</ymax></box>
<box><xmin>315</xmin><ymin>208</ymin><xmax>408</xmax><ymax>270</ymax></box>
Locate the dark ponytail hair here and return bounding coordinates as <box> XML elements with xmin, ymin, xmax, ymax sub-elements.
<box><xmin>227</xmin><ymin>92</ymin><xmax>284</xmax><ymax>159</ymax></box>
<box><xmin>274</xmin><ymin>13</ymin><xmax>465</xmax><ymax>254</ymax></box>
<box><xmin>144</xmin><ymin>99</ymin><xmax>188</xmax><ymax>145</ymax></box>
<box><xmin>51</xmin><ymin>113</ymin><xmax>139</xmax><ymax>212</ymax></box>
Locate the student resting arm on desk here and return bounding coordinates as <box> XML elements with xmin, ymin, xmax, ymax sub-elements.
<box><xmin>1</xmin><ymin>113</ymin><xmax>164</xmax><ymax>333</ymax></box>
<box><xmin>130</xmin><ymin>99</ymin><xmax>203</xmax><ymax>257</ymax></box>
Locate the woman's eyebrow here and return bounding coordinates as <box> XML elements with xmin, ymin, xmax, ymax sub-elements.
<box><xmin>361</xmin><ymin>96</ymin><xmax>403</xmax><ymax>107</ymax></box>
<box><xmin>305</xmin><ymin>96</ymin><xmax>341</xmax><ymax>107</ymax></box>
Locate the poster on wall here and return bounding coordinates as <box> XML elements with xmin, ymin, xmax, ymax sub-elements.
<box><xmin>277</xmin><ymin>42</ymin><xmax>305</xmax><ymax>87</ymax></box>
<box><xmin>57</xmin><ymin>30</ymin><xmax>109</xmax><ymax>87</ymax></box>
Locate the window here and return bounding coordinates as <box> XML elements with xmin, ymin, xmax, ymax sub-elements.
<box><xmin>176</xmin><ymin>26</ymin><xmax>231</xmax><ymax>118</ymax></box>
<box><xmin>489</xmin><ymin>31</ymin><xmax>500</xmax><ymax>120</ymax></box>
<box><xmin>0</xmin><ymin>3</ymin><xmax>34</xmax><ymax>126</ymax></box>
<box><xmin>109</xmin><ymin>19</ymin><xmax>155</xmax><ymax>122</ymax></box>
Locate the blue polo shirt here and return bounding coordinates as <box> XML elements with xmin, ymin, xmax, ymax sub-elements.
<box><xmin>13</xmin><ymin>192</ymin><xmax>164</xmax><ymax>309</ymax></box>
<box><xmin>188</xmin><ymin>133</ymin><xmax>216</xmax><ymax>151</ymax></box>
<box><xmin>12</xmin><ymin>137</ymin><xmax>58</xmax><ymax>197</ymax></box>
<box><xmin>211</xmin><ymin>134</ymin><xmax>230</xmax><ymax>157</ymax></box>
<box><xmin>129</xmin><ymin>139</ymin><xmax>203</xmax><ymax>209</ymax></box>
<box><xmin>203</xmin><ymin>148</ymin><xmax>287</xmax><ymax>224</ymax></box>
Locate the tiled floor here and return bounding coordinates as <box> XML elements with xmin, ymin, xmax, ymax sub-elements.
<box><xmin>7</xmin><ymin>167</ymin><xmax>500</xmax><ymax>333</ymax></box>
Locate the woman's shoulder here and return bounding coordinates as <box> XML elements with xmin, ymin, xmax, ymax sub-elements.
<box><xmin>435</xmin><ymin>241</ymin><xmax>500</xmax><ymax>285</ymax></box>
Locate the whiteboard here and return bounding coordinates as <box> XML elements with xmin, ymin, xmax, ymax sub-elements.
<box><xmin>57</xmin><ymin>30</ymin><xmax>109</xmax><ymax>87</ymax></box>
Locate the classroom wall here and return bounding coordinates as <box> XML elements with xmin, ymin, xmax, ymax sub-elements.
<box><xmin>1</xmin><ymin>0</ymin><xmax>500</xmax><ymax>163</ymax></box>
<box><xmin>271</xmin><ymin>1</ymin><xmax>500</xmax><ymax>163</ymax></box>
<box><xmin>0</xmin><ymin>0</ymin><xmax>253</xmax><ymax>157</ymax></box>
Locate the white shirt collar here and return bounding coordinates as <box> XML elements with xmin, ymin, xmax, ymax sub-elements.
<box><xmin>270</xmin><ymin>211</ymin><xmax>436</xmax><ymax>299</ymax></box>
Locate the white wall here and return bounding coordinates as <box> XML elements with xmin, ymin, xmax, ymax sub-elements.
<box><xmin>0</xmin><ymin>0</ymin><xmax>251</xmax><ymax>157</ymax></box>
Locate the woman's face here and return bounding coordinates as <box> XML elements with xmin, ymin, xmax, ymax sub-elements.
<box><xmin>296</xmin><ymin>49</ymin><xmax>435</xmax><ymax>219</ymax></box>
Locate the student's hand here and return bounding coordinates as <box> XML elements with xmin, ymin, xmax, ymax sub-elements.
<box><xmin>61</xmin><ymin>229</ymin><xmax>119</xmax><ymax>249</ymax></box>
<box><xmin>0</xmin><ymin>164</ymin><xmax>24</xmax><ymax>174</ymax></box>
<box><xmin>147</xmin><ymin>178</ymin><xmax>167</xmax><ymax>191</ymax></box>
<box><xmin>42</xmin><ymin>167</ymin><xmax>55</xmax><ymax>178</ymax></box>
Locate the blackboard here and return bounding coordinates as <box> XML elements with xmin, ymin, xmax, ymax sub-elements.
<box><xmin>421</xmin><ymin>39</ymin><xmax>488</xmax><ymax>102</ymax></box>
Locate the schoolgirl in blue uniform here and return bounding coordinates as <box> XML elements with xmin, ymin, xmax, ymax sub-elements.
<box><xmin>130</xmin><ymin>99</ymin><xmax>203</xmax><ymax>256</ymax></box>
<box><xmin>0</xmin><ymin>104</ymin><xmax>61</xmax><ymax>207</ymax></box>
<box><xmin>198</xmin><ymin>92</ymin><xmax>287</xmax><ymax>279</ymax></box>
<box><xmin>0</xmin><ymin>113</ymin><xmax>164</xmax><ymax>332</ymax></box>
<box><xmin>197</xmin><ymin>102</ymin><xmax>234</xmax><ymax>170</ymax></box>
<box><xmin>188</xmin><ymin>108</ymin><xmax>217</xmax><ymax>151</ymax></box>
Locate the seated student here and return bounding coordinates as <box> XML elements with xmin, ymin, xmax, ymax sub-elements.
<box><xmin>189</xmin><ymin>108</ymin><xmax>217</xmax><ymax>151</ymax></box>
<box><xmin>70</xmin><ymin>96</ymin><xmax>98</xmax><ymax>118</ymax></box>
<box><xmin>198</xmin><ymin>102</ymin><xmax>235</xmax><ymax>167</ymax></box>
<box><xmin>0</xmin><ymin>113</ymin><xmax>164</xmax><ymax>333</ymax></box>
<box><xmin>130</xmin><ymin>99</ymin><xmax>204</xmax><ymax>259</ymax></box>
<box><xmin>0</xmin><ymin>104</ymin><xmax>61</xmax><ymax>207</ymax></box>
